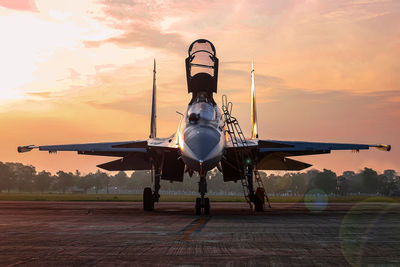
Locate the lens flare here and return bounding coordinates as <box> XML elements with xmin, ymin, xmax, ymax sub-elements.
<box><xmin>339</xmin><ymin>200</ymin><xmax>400</xmax><ymax>266</ymax></box>
<box><xmin>304</xmin><ymin>189</ymin><xmax>328</xmax><ymax>213</ymax></box>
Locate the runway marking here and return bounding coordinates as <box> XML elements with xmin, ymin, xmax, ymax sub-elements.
<box><xmin>181</xmin><ymin>216</ymin><xmax>211</xmax><ymax>241</ymax></box>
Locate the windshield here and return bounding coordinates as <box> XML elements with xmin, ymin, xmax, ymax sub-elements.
<box><xmin>187</xmin><ymin>102</ymin><xmax>216</xmax><ymax>121</ymax></box>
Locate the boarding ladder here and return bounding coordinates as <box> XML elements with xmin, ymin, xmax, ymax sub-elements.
<box><xmin>221</xmin><ymin>95</ymin><xmax>271</xmax><ymax>210</ymax></box>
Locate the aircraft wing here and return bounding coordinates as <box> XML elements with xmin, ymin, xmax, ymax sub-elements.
<box><xmin>257</xmin><ymin>139</ymin><xmax>391</xmax><ymax>155</ymax></box>
<box><xmin>18</xmin><ymin>140</ymin><xmax>148</xmax><ymax>157</ymax></box>
<box><xmin>255</xmin><ymin>139</ymin><xmax>391</xmax><ymax>171</ymax></box>
<box><xmin>17</xmin><ymin>136</ymin><xmax>178</xmax><ymax>155</ymax></box>
<box><xmin>17</xmin><ymin>137</ymin><xmax>179</xmax><ymax>172</ymax></box>
<box><xmin>223</xmin><ymin>139</ymin><xmax>390</xmax><ymax>175</ymax></box>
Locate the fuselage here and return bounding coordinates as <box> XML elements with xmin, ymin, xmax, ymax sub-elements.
<box><xmin>178</xmin><ymin>98</ymin><xmax>225</xmax><ymax>175</ymax></box>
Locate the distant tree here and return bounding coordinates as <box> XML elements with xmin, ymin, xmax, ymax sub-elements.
<box><xmin>0</xmin><ymin>162</ymin><xmax>14</xmax><ymax>192</ymax></box>
<box><xmin>313</xmin><ymin>169</ymin><xmax>337</xmax><ymax>194</ymax></box>
<box><xmin>56</xmin><ymin>171</ymin><xmax>75</xmax><ymax>193</ymax></box>
<box><xmin>74</xmin><ymin>170</ymin><xmax>82</xmax><ymax>181</ymax></box>
<box><xmin>265</xmin><ymin>174</ymin><xmax>280</xmax><ymax>194</ymax></box>
<box><xmin>265</xmin><ymin>173</ymin><xmax>291</xmax><ymax>194</ymax></box>
<box><xmin>8</xmin><ymin>163</ymin><xmax>36</xmax><ymax>192</ymax></box>
<box><xmin>378</xmin><ymin>170</ymin><xmax>399</xmax><ymax>196</ymax></box>
<box><xmin>306</xmin><ymin>169</ymin><xmax>320</xmax><ymax>180</ymax></box>
<box><xmin>336</xmin><ymin>176</ymin><xmax>349</xmax><ymax>196</ymax></box>
<box><xmin>2</xmin><ymin>159</ymin><xmax>398</xmax><ymax>197</ymax></box>
<box><xmin>345</xmin><ymin>171</ymin><xmax>363</xmax><ymax>193</ymax></box>
<box><xmin>112</xmin><ymin>171</ymin><xmax>129</xmax><ymax>190</ymax></box>
<box><xmin>128</xmin><ymin>171</ymin><xmax>154</xmax><ymax>191</ymax></box>
<box><xmin>77</xmin><ymin>173</ymin><xmax>93</xmax><ymax>193</ymax></box>
<box><xmin>34</xmin><ymin>171</ymin><xmax>52</xmax><ymax>193</ymax></box>
<box><xmin>91</xmin><ymin>170</ymin><xmax>108</xmax><ymax>194</ymax></box>
<box><xmin>290</xmin><ymin>173</ymin><xmax>308</xmax><ymax>195</ymax></box>
<box><xmin>100</xmin><ymin>171</ymin><xmax>111</xmax><ymax>194</ymax></box>
<box><xmin>342</xmin><ymin>171</ymin><xmax>356</xmax><ymax>179</ymax></box>
<box><xmin>384</xmin><ymin>170</ymin><xmax>397</xmax><ymax>181</ymax></box>
<box><xmin>125</xmin><ymin>172</ymin><xmax>139</xmax><ymax>190</ymax></box>
<box><xmin>360</xmin><ymin>168</ymin><xmax>379</xmax><ymax>194</ymax></box>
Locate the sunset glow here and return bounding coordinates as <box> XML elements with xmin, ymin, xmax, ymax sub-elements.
<box><xmin>1</xmin><ymin>0</ymin><xmax>399</xmax><ymax>174</ymax></box>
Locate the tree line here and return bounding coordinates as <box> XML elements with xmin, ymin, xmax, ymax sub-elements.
<box><xmin>0</xmin><ymin>161</ymin><xmax>399</xmax><ymax>196</ymax></box>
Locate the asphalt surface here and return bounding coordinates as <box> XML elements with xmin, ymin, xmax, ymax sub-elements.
<box><xmin>0</xmin><ymin>201</ymin><xmax>399</xmax><ymax>266</ymax></box>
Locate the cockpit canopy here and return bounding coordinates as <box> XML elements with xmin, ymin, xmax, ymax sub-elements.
<box><xmin>187</xmin><ymin>102</ymin><xmax>216</xmax><ymax>123</ymax></box>
<box><xmin>186</xmin><ymin>39</ymin><xmax>219</xmax><ymax>94</ymax></box>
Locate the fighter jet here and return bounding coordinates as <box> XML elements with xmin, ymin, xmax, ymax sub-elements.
<box><xmin>18</xmin><ymin>39</ymin><xmax>391</xmax><ymax>215</ymax></box>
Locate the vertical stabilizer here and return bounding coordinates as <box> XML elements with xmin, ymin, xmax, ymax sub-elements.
<box><xmin>150</xmin><ymin>59</ymin><xmax>157</xmax><ymax>138</ymax></box>
<box><xmin>250</xmin><ymin>61</ymin><xmax>258</xmax><ymax>139</ymax></box>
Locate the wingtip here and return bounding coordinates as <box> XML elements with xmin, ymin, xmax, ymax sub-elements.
<box><xmin>374</xmin><ymin>144</ymin><xmax>391</xmax><ymax>151</ymax></box>
<box><xmin>17</xmin><ymin>145</ymin><xmax>36</xmax><ymax>153</ymax></box>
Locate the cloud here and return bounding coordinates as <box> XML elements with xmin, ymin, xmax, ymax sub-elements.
<box><xmin>83</xmin><ymin>0</ymin><xmax>196</xmax><ymax>53</ymax></box>
<box><xmin>86</xmin><ymin>91</ymin><xmax>149</xmax><ymax>114</ymax></box>
<box><xmin>387</xmin><ymin>96</ymin><xmax>400</xmax><ymax>103</ymax></box>
<box><xmin>84</xmin><ymin>0</ymin><xmax>248</xmax><ymax>53</ymax></box>
<box><xmin>25</xmin><ymin>91</ymin><xmax>52</xmax><ymax>98</ymax></box>
<box><xmin>84</xmin><ymin>27</ymin><xmax>186</xmax><ymax>53</ymax></box>
<box><xmin>0</xmin><ymin>0</ymin><xmax>38</xmax><ymax>12</ymax></box>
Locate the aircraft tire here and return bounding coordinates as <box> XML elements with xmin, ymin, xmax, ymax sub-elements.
<box><xmin>195</xmin><ymin>198</ymin><xmax>201</xmax><ymax>215</ymax></box>
<box><xmin>204</xmin><ymin>198</ymin><xmax>210</xmax><ymax>215</ymax></box>
<box><xmin>254</xmin><ymin>200</ymin><xmax>264</xmax><ymax>212</ymax></box>
<box><xmin>254</xmin><ymin>187</ymin><xmax>265</xmax><ymax>212</ymax></box>
<box><xmin>143</xmin><ymin>187</ymin><xmax>154</xmax><ymax>211</ymax></box>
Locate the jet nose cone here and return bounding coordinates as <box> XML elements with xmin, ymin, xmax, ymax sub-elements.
<box><xmin>184</xmin><ymin>126</ymin><xmax>220</xmax><ymax>161</ymax></box>
<box><xmin>182</xmin><ymin>125</ymin><xmax>223</xmax><ymax>172</ymax></box>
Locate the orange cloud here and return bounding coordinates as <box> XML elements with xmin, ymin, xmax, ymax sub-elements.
<box><xmin>387</xmin><ymin>96</ymin><xmax>400</xmax><ymax>103</ymax></box>
<box><xmin>0</xmin><ymin>0</ymin><xmax>38</xmax><ymax>12</ymax></box>
<box><xmin>26</xmin><ymin>91</ymin><xmax>52</xmax><ymax>98</ymax></box>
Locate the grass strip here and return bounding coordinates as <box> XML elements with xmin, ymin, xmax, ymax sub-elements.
<box><xmin>0</xmin><ymin>193</ymin><xmax>399</xmax><ymax>203</ymax></box>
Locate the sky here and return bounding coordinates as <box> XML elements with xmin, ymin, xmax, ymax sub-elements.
<box><xmin>0</xmin><ymin>0</ymin><xmax>399</xmax><ymax>175</ymax></box>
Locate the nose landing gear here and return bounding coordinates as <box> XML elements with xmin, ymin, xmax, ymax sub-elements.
<box><xmin>195</xmin><ymin>197</ymin><xmax>210</xmax><ymax>215</ymax></box>
<box><xmin>195</xmin><ymin>175</ymin><xmax>210</xmax><ymax>215</ymax></box>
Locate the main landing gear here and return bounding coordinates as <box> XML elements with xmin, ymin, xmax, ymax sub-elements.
<box><xmin>143</xmin><ymin>169</ymin><xmax>161</xmax><ymax>211</ymax></box>
<box><xmin>195</xmin><ymin>175</ymin><xmax>210</xmax><ymax>215</ymax></box>
<box><xmin>253</xmin><ymin>187</ymin><xmax>265</xmax><ymax>212</ymax></box>
<box><xmin>245</xmin><ymin>165</ymin><xmax>265</xmax><ymax>212</ymax></box>
<box><xmin>143</xmin><ymin>187</ymin><xmax>154</xmax><ymax>211</ymax></box>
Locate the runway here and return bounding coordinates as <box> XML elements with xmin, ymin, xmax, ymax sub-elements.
<box><xmin>0</xmin><ymin>201</ymin><xmax>399</xmax><ymax>266</ymax></box>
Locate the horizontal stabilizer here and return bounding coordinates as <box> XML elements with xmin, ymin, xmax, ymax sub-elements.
<box><xmin>97</xmin><ymin>156</ymin><xmax>151</xmax><ymax>171</ymax></box>
<box><xmin>257</xmin><ymin>155</ymin><xmax>311</xmax><ymax>171</ymax></box>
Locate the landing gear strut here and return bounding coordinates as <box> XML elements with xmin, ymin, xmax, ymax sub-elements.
<box><xmin>153</xmin><ymin>170</ymin><xmax>161</xmax><ymax>203</ymax></box>
<box><xmin>195</xmin><ymin>175</ymin><xmax>210</xmax><ymax>215</ymax></box>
